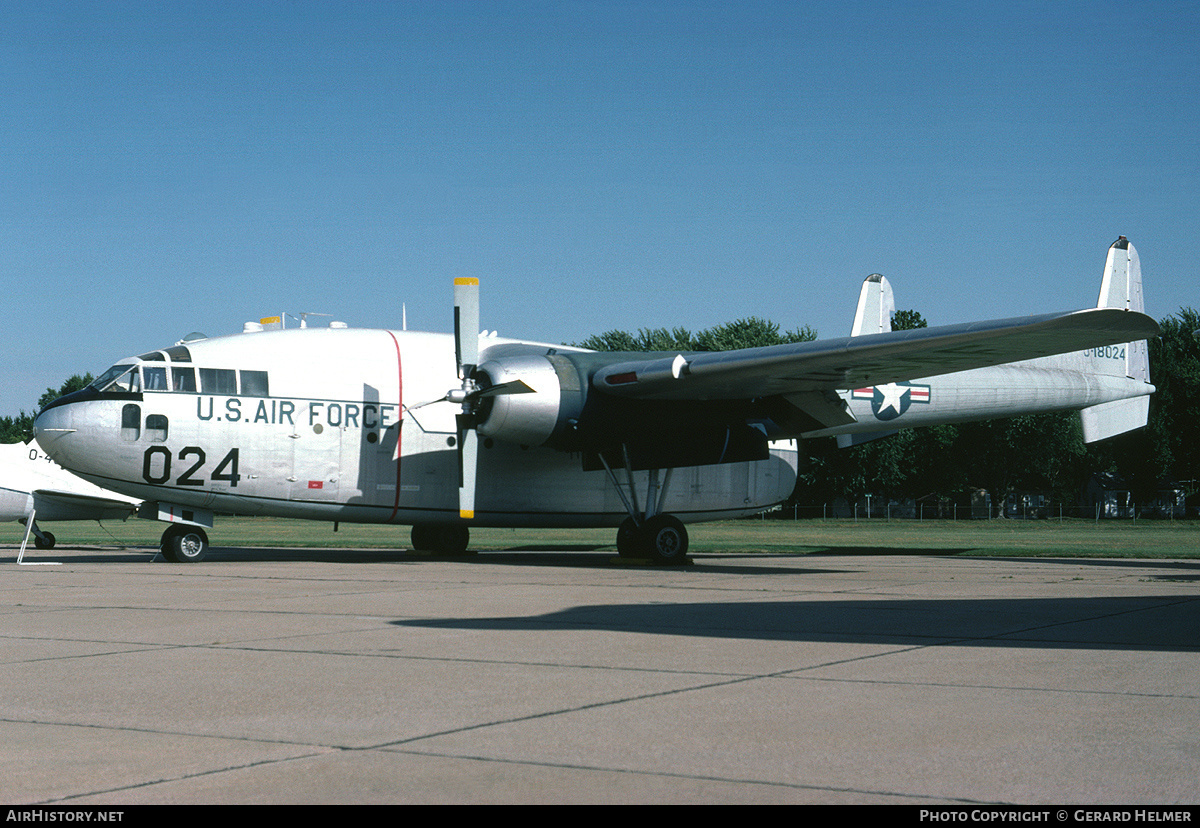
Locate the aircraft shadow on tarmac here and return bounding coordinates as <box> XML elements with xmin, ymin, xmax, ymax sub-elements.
<box><xmin>3</xmin><ymin>544</ymin><xmax>974</xmax><ymax>574</ymax></box>
<box><xmin>6</xmin><ymin>545</ymin><xmax>1200</xmax><ymax>581</ymax></box>
<box><xmin>391</xmin><ymin>594</ymin><xmax>1200</xmax><ymax>652</ymax></box>
<box><xmin>1</xmin><ymin>547</ymin><xmax>849</xmax><ymax>575</ymax></box>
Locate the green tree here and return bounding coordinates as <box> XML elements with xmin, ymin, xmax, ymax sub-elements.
<box><xmin>1146</xmin><ymin>308</ymin><xmax>1200</xmax><ymax>488</ymax></box>
<box><xmin>39</xmin><ymin>374</ymin><xmax>93</xmax><ymax>410</ymax></box>
<box><xmin>955</xmin><ymin>413</ymin><xmax>1087</xmax><ymax>516</ymax></box>
<box><xmin>694</xmin><ymin>317</ymin><xmax>816</xmax><ymax>351</ymax></box>
<box><xmin>576</xmin><ymin>317</ymin><xmax>816</xmax><ymax>352</ymax></box>
<box><xmin>891</xmin><ymin>309</ymin><xmax>927</xmax><ymax>330</ymax></box>
<box><xmin>0</xmin><ymin>413</ymin><xmax>35</xmax><ymax>444</ymax></box>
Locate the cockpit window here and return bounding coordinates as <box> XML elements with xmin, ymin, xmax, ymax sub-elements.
<box><xmin>91</xmin><ymin>361</ymin><xmax>267</xmax><ymax>396</ymax></box>
<box><xmin>199</xmin><ymin>368</ymin><xmax>237</xmax><ymax>395</ymax></box>
<box><xmin>92</xmin><ymin>364</ymin><xmax>140</xmax><ymax>394</ymax></box>
<box><xmin>143</xmin><ymin>365</ymin><xmax>168</xmax><ymax>391</ymax></box>
<box><xmin>173</xmin><ymin>367</ymin><xmax>196</xmax><ymax>392</ymax></box>
<box><xmin>163</xmin><ymin>346</ymin><xmax>192</xmax><ymax>362</ymax></box>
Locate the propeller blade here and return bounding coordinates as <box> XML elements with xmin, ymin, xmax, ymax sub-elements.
<box><xmin>458</xmin><ymin>424</ymin><xmax>478</xmax><ymax>520</ymax></box>
<box><xmin>472</xmin><ymin>379</ymin><xmax>535</xmax><ymax>399</ymax></box>
<box><xmin>403</xmin><ymin>395</ymin><xmax>448</xmax><ymax>413</ymax></box>
<box><xmin>405</xmin><ymin>380</ymin><xmax>531</xmax><ymax>415</ymax></box>
<box><xmin>453</xmin><ymin>277</ymin><xmax>480</xmax><ymax>378</ymax></box>
<box><xmin>452</xmin><ymin>277</ymin><xmax>482</xmax><ymax>521</ymax></box>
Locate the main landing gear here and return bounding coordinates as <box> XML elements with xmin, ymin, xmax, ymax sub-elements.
<box><xmin>616</xmin><ymin>513</ymin><xmax>689</xmax><ymax>564</ymax></box>
<box><xmin>160</xmin><ymin>524</ymin><xmax>209</xmax><ymax>563</ymax></box>
<box><xmin>601</xmin><ymin>451</ymin><xmax>690</xmax><ymax>565</ymax></box>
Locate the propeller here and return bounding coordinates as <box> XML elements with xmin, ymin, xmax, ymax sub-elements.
<box><xmin>448</xmin><ymin>278</ymin><xmax>533</xmax><ymax>520</ymax></box>
<box><xmin>454</xmin><ymin>278</ymin><xmax>481</xmax><ymax>519</ymax></box>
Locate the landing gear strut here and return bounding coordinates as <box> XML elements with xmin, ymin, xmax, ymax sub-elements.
<box><xmin>601</xmin><ymin>450</ymin><xmax>689</xmax><ymax>565</ymax></box>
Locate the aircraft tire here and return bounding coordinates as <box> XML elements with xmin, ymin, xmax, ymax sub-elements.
<box><xmin>34</xmin><ymin>532</ymin><xmax>56</xmax><ymax>550</ymax></box>
<box><xmin>410</xmin><ymin>524</ymin><xmax>433</xmax><ymax>551</ymax></box>
<box><xmin>616</xmin><ymin>517</ymin><xmax>641</xmax><ymax>557</ymax></box>
<box><xmin>642</xmin><ymin>514</ymin><xmax>688</xmax><ymax>565</ymax></box>
<box><xmin>433</xmin><ymin>524</ymin><xmax>470</xmax><ymax>555</ymax></box>
<box><xmin>411</xmin><ymin>524</ymin><xmax>469</xmax><ymax>554</ymax></box>
<box><xmin>160</xmin><ymin>525</ymin><xmax>209</xmax><ymax>563</ymax></box>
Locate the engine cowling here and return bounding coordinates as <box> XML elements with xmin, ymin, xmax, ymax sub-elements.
<box><xmin>474</xmin><ymin>352</ymin><xmax>587</xmax><ymax>449</ymax></box>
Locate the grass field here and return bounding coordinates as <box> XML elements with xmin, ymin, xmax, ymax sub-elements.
<box><xmin>5</xmin><ymin>515</ymin><xmax>1199</xmax><ymax>558</ymax></box>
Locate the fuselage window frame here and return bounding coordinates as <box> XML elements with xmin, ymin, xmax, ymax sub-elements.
<box><xmin>240</xmin><ymin>370</ymin><xmax>269</xmax><ymax>397</ymax></box>
<box><xmin>142</xmin><ymin>365</ymin><xmax>168</xmax><ymax>391</ymax></box>
<box><xmin>121</xmin><ymin>404</ymin><xmax>141</xmax><ymax>442</ymax></box>
<box><xmin>172</xmin><ymin>367</ymin><xmax>197</xmax><ymax>392</ymax></box>
<box><xmin>145</xmin><ymin>414</ymin><xmax>168</xmax><ymax>442</ymax></box>
<box><xmin>199</xmin><ymin>368</ymin><xmax>237</xmax><ymax>395</ymax></box>
<box><xmin>94</xmin><ymin>364</ymin><xmax>140</xmax><ymax>394</ymax></box>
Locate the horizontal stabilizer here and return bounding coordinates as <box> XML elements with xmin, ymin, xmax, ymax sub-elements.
<box><xmin>780</xmin><ymin>390</ymin><xmax>857</xmax><ymax>430</ymax></box>
<box><xmin>837</xmin><ymin>430</ymin><xmax>897</xmax><ymax>448</ymax></box>
<box><xmin>1079</xmin><ymin>396</ymin><xmax>1150</xmax><ymax>443</ymax></box>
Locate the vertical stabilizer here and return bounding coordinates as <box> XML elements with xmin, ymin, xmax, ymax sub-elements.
<box><xmin>850</xmin><ymin>274</ymin><xmax>895</xmax><ymax>337</ymax></box>
<box><xmin>841</xmin><ymin>273</ymin><xmax>898</xmax><ymax>447</ymax></box>
<box><xmin>1096</xmin><ymin>236</ymin><xmax>1150</xmax><ymax>383</ymax></box>
<box><xmin>1079</xmin><ymin>237</ymin><xmax>1154</xmax><ymax>442</ymax></box>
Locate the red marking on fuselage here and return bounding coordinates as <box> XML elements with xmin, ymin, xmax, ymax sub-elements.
<box><xmin>386</xmin><ymin>330</ymin><xmax>404</xmax><ymax>522</ymax></box>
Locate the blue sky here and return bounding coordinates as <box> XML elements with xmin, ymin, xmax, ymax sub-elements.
<box><xmin>2</xmin><ymin>1</ymin><xmax>1197</xmax><ymax>415</ymax></box>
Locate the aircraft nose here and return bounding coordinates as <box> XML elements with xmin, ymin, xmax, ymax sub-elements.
<box><xmin>33</xmin><ymin>404</ymin><xmax>76</xmax><ymax>461</ymax></box>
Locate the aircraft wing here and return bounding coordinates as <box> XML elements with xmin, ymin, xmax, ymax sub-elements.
<box><xmin>31</xmin><ymin>489</ymin><xmax>140</xmax><ymax>522</ymax></box>
<box><xmin>591</xmin><ymin>307</ymin><xmax>1160</xmax><ymax>402</ymax></box>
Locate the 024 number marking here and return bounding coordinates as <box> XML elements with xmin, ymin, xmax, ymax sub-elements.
<box><xmin>142</xmin><ymin>447</ymin><xmax>240</xmax><ymax>487</ymax></box>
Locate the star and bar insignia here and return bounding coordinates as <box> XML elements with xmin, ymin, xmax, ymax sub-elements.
<box><xmin>851</xmin><ymin>382</ymin><xmax>932</xmax><ymax>421</ymax></box>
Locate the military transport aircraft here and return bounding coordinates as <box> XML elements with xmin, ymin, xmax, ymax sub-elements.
<box><xmin>1</xmin><ymin>440</ymin><xmax>139</xmax><ymax>557</ymax></box>
<box><xmin>33</xmin><ymin>237</ymin><xmax>1158</xmax><ymax>564</ymax></box>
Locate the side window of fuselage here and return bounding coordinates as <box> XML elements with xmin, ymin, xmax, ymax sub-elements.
<box><xmin>121</xmin><ymin>404</ymin><xmax>141</xmax><ymax>442</ymax></box>
<box><xmin>199</xmin><ymin>368</ymin><xmax>237</xmax><ymax>395</ymax></box>
<box><xmin>145</xmin><ymin>414</ymin><xmax>168</xmax><ymax>442</ymax></box>
<box><xmin>130</xmin><ymin>362</ymin><xmax>269</xmax><ymax>397</ymax></box>
<box><xmin>240</xmin><ymin>370</ymin><xmax>269</xmax><ymax>397</ymax></box>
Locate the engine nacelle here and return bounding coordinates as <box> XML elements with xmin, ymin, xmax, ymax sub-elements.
<box><xmin>475</xmin><ymin>352</ymin><xmax>587</xmax><ymax>448</ymax></box>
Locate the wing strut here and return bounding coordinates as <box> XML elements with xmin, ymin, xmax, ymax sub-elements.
<box><xmin>16</xmin><ymin>509</ymin><xmax>61</xmax><ymax>566</ymax></box>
